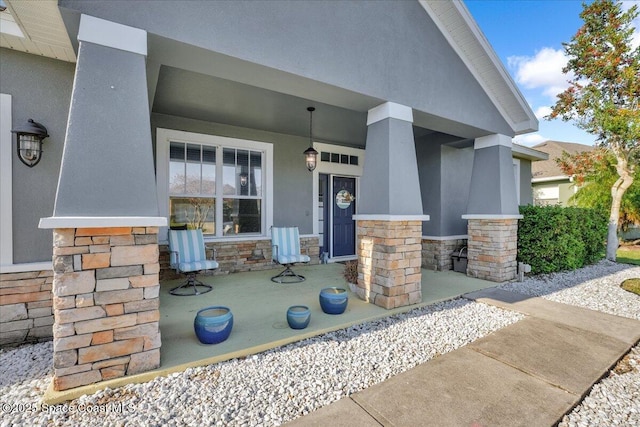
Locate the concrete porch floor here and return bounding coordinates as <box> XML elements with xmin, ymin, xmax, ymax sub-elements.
<box><xmin>46</xmin><ymin>264</ymin><xmax>495</xmax><ymax>403</ymax></box>
<box><xmin>158</xmin><ymin>263</ymin><xmax>495</xmax><ymax>370</ymax></box>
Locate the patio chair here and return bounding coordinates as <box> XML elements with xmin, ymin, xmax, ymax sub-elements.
<box><xmin>271</xmin><ymin>226</ymin><xmax>310</xmax><ymax>283</ymax></box>
<box><xmin>168</xmin><ymin>229</ymin><xmax>218</xmax><ymax>296</ymax></box>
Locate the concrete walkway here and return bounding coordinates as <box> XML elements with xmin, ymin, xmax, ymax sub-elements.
<box><xmin>288</xmin><ymin>288</ymin><xmax>640</xmax><ymax>427</ymax></box>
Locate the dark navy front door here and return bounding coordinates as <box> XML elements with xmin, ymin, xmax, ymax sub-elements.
<box><xmin>332</xmin><ymin>176</ymin><xmax>356</xmax><ymax>257</ymax></box>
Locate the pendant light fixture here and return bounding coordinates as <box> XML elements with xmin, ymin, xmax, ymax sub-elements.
<box><xmin>303</xmin><ymin>107</ymin><xmax>318</xmax><ymax>172</ymax></box>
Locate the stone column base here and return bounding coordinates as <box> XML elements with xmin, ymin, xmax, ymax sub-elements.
<box><xmin>467</xmin><ymin>219</ymin><xmax>518</xmax><ymax>282</ymax></box>
<box><xmin>356</xmin><ymin>220</ymin><xmax>422</xmax><ymax>309</ymax></box>
<box><xmin>51</xmin><ymin>227</ymin><xmax>161</xmax><ymax>391</ymax></box>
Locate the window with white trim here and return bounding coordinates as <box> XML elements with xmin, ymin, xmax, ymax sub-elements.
<box><xmin>157</xmin><ymin>129</ymin><xmax>273</xmax><ymax>239</ymax></box>
<box><xmin>513</xmin><ymin>158</ymin><xmax>521</xmax><ymax>204</ymax></box>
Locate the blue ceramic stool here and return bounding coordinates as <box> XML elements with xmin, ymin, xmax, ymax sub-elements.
<box><xmin>287</xmin><ymin>305</ymin><xmax>311</xmax><ymax>329</ymax></box>
<box><xmin>194</xmin><ymin>306</ymin><xmax>233</xmax><ymax>344</ymax></box>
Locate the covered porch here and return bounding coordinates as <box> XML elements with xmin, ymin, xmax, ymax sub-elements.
<box><xmin>45</xmin><ymin>263</ymin><xmax>495</xmax><ymax>403</ymax></box>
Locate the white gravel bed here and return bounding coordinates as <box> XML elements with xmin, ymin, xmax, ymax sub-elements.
<box><xmin>1</xmin><ymin>298</ymin><xmax>522</xmax><ymax>427</ymax></box>
<box><xmin>500</xmin><ymin>260</ymin><xmax>640</xmax><ymax>320</ymax></box>
<box><xmin>559</xmin><ymin>344</ymin><xmax>640</xmax><ymax>427</ymax></box>
<box><xmin>2</xmin><ymin>261</ymin><xmax>638</xmax><ymax>426</ymax></box>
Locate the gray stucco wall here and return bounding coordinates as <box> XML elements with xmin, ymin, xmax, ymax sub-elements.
<box><xmin>416</xmin><ymin>139</ymin><xmax>441</xmax><ymax>235</ymax></box>
<box><xmin>441</xmin><ymin>146</ymin><xmax>474</xmax><ymax>234</ymax></box>
<box><xmin>60</xmin><ymin>0</ymin><xmax>513</xmax><ymax>137</ymax></box>
<box><xmin>416</xmin><ymin>137</ymin><xmax>473</xmax><ymax>237</ymax></box>
<box><xmin>151</xmin><ymin>113</ymin><xmax>314</xmax><ymax>234</ymax></box>
<box><xmin>0</xmin><ymin>48</ymin><xmax>74</xmax><ymax>263</ymax></box>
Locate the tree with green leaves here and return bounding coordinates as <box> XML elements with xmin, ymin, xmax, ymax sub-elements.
<box><xmin>557</xmin><ymin>149</ymin><xmax>640</xmax><ymax>231</ymax></box>
<box><xmin>549</xmin><ymin>0</ymin><xmax>639</xmax><ymax>260</ymax></box>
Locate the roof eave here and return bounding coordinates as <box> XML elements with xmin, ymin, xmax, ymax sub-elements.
<box><xmin>512</xmin><ymin>144</ymin><xmax>549</xmax><ymax>161</ymax></box>
<box><xmin>419</xmin><ymin>0</ymin><xmax>538</xmax><ymax>136</ymax></box>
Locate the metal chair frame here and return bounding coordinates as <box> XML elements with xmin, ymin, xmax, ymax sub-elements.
<box><xmin>270</xmin><ymin>226</ymin><xmax>310</xmax><ymax>283</ymax></box>
<box><xmin>168</xmin><ymin>229</ymin><xmax>218</xmax><ymax>296</ymax></box>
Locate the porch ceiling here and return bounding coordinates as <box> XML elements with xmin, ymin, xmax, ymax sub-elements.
<box><xmin>146</xmin><ymin>34</ymin><xmax>489</xmax><ymax>143</ymax></box>
<box><xmin>152</xmin><ymin>65</ymin><xmax>368</xmax><ymax>147</ymax></box>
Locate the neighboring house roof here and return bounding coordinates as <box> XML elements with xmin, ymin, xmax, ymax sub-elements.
<box><xmin>531</xmin><ymin>140</ymin><xmax>594</xmax><ymax>182</ymax></box>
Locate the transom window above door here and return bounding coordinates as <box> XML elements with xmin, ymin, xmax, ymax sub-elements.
<box><xmin>157</xmin><ymin>129</ymin><xmax>273</xmax><ymax>240</ymax></box>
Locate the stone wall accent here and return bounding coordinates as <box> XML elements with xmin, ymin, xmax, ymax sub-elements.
<box><xmin>0</xmin><ymin>270</ymin><xmax>54</xmax><ymax>347</ymax></box>
<box><xmin>51</xmin><ymin>227</ymin><xmax>161</xmax><ymax>391</ymax></box>
<box><xmin>160</xmin><ymin>236</ymin><xmax>320</xmax><ymax>280</ymax></box>
<box><xmin>356</xmin><ymin>220</ymin><xmax>422</xmax><ymax>309</ymax></box>
<box><xmin>421</xmin><ymin>238</ymin><xmax>467</xmax><ymax>271</ymax></box>
<box><xmin>467</xmin><ymin>219</ymin><xmax>518</xmax><ymax>282</ymax></box>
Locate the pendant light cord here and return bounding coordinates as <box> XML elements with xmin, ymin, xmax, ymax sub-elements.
<box><xmin>309</xmin><ymin>109</ymin><xmax>313</xmax><ymax>143</ymax></box>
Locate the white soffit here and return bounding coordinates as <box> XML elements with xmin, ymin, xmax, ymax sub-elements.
<box><xmin>512</xmin><ymin>143</ymin><xmax>549</xmax><ymax>161</ymax></box>
<box><xmin>1</xmin><ymin>0</ymin><xmax>76</xmax><ymax>63</ymax></box>
<box><xmin>419</xmin><ymin>0</ymin><xmax>537</xmax><ymax>134</ymax></box>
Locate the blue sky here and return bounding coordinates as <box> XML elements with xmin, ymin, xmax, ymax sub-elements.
<box><xmin>464</xmin><ymin>0</ymin><xmax>640</xmax><ymax>147</ymax></box>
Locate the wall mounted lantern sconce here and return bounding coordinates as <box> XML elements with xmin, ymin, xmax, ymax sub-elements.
<box><xmin>303</xmin><ymin>107</ymin><xmax>318</xmax><ymax>172</ymax></box>
<box><xmin>11</xmin><ymin>119</ymin><xmax>48</xmax><ymax>167</ymax></box>
<box><xmin>239</xmin><ymin>172</ymin><xmax>248</xmax><ymax>187</ymax></box>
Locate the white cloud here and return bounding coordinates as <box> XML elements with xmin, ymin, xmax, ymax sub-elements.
<box><xmin>513</xmin><ymin>133</ymin><xmax>548</xmax><ymax>147</ymax></box>
<box><xmin>534</xmin><ymin>106</ymin><xmax>553</xmax><ymax>120</ymax></box>
<box><xmin>508</xmin><ymin>48</ymin><xmax>573</xmax><ymax>99</ymax></box>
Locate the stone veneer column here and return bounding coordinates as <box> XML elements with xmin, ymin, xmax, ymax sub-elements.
<box><xmin>356</xmin><ymin>220</ymin><xmax>423</xmax><ymax>309</ymax></box>
<box><xmin>463</xmin><ymin>134</ymin><xmax>521</xmax><ymax>282</ymax></box>
<box><xmin>51</xmin><ymin>227</ymin><xmax>160</xmax><ymax>391</ymax></box>
<box><xmin>466</xmin><ymin>219</ymin><xmax>518</xmax><ymax>282</ymax></box>
<box><xmin>355</xmin><ymin>102</ymin><xmax>428</xmax><ymax>309</ymax></box>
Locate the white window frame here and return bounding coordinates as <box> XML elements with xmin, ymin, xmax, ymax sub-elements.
<box><xmin>156</xmin><ymin>128</ymin><xmax>273</xmax><ymax>242</ymax></box>
<box><xmin>512</xmin><ymin>157</ymin><xmax>521</xmax><ymax>205</ymax></box>
<box><xmin>1</xmin><ymin>93</ymin><xmax>13</xmax><ymax>267</ymax></box>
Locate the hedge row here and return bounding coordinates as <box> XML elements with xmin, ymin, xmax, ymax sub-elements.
<box><xmin>517</xmin><ymin>205</ymin><xmax>607</xmax><ymax>274</ymax></box>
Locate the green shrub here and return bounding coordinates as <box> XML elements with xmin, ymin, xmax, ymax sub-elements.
<box><xmin>517</xmin><ymin>205</ymin><xmax>607</xmax><ymax>274</ymax></box>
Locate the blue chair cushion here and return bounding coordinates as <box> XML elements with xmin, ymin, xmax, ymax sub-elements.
<box><xmin>168</xmin><ymin>229</ymin><xmax>218</xmax><ymax>273</ymax></box>
<box><xmin>169</xmin><ymin>229</ymin><xmax>207</xmax><ymax>264</ymax></box>
<box><xmin>271</xmin><ymin>227</ymin><xmax>309</xmax><ymax>265</ymax></box>
<box><xmin>276</xmin><ymin>254</ymin><xmax>310</xmax><ymax>264</ymax></box>
<box><xmin>178</xmin><ymin>260</ymin><xmax>219</xmax><ymax>273</ymax></box>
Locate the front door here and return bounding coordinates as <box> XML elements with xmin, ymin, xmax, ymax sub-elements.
<box><xmin>332</xmin><ymin>176</ymin><xmax>356</xmax><ymax>257</ymax></box>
